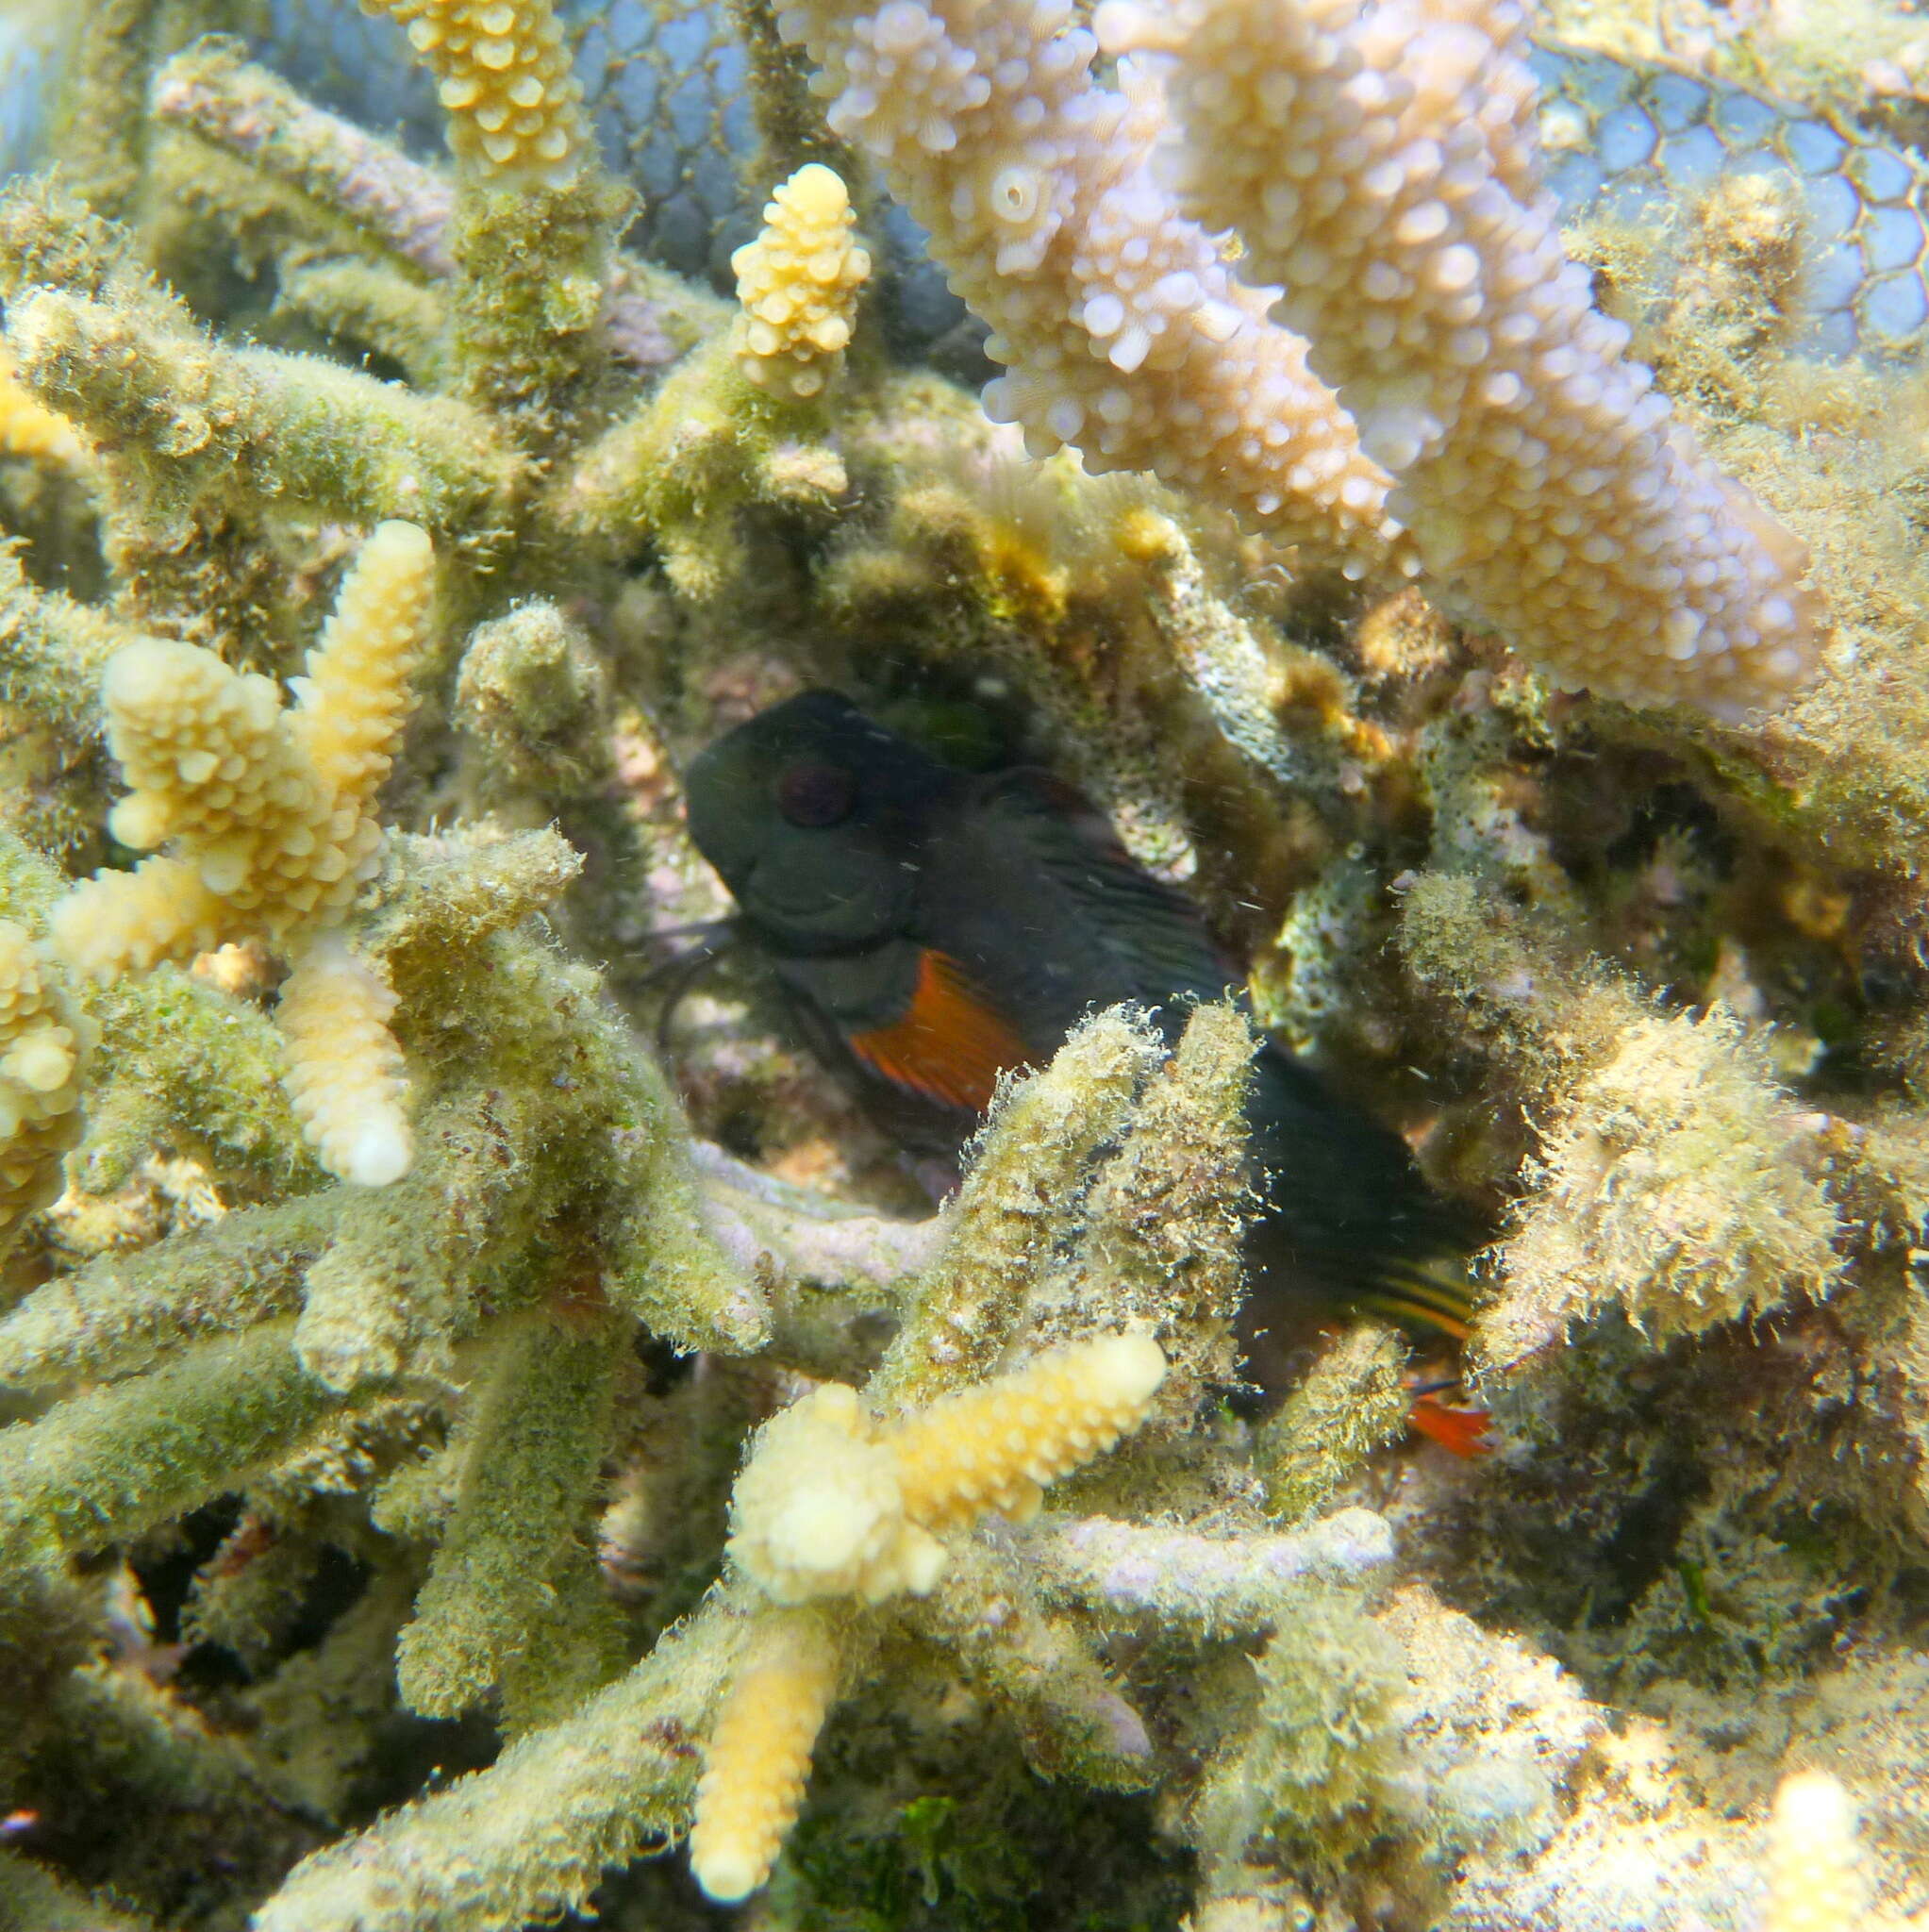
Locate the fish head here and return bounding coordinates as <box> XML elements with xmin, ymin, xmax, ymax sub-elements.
<box><xmin>685</xmin><ymin>689</ymin><xmax>947</xmax><ymax>953</ymax></box>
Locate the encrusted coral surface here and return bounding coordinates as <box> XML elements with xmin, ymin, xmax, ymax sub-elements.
<box><xmin>0</xmin><ymin>0</ymin><xmax>1927</xmax><ymax>1927</ymax></box>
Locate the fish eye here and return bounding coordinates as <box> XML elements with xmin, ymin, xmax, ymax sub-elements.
<box><xmin>774</xmin><ymin>760</ymin><xmax>857</xmax><ymax>828</ymax></box>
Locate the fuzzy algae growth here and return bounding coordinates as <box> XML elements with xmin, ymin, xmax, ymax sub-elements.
<box><xmin>1</xmin><ymin>0</ymin><xmax>1928</xmax><ymax>1924</ymax></box>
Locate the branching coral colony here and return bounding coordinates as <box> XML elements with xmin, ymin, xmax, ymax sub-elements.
<box><xmin>3</xmin><ymin>0</ymin><xmax>1929</xmax><ymax>1922</ymax></box>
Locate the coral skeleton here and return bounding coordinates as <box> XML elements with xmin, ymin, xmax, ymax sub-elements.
<box><xmin>730</xmin><ymin>161</ymin><xmax>872</xmax><ymax>400</ymax></box>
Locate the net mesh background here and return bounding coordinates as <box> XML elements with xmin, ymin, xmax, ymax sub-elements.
<box><xmin>1</xmin><ymin>2</ymin><xmax>1927</xmax><ymax>358</ymax></box>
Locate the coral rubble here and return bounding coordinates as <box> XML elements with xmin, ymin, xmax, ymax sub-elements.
<box><xmin>0</xmin><ymin>0</ymin><xmax>1926</xmax><ymax>1925</ymax></box>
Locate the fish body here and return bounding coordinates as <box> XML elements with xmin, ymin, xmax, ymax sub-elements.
<box><xmin>685</xmin><ymin>691</ymin><xmax>1474</xmax><ymax>1340</ymax></box>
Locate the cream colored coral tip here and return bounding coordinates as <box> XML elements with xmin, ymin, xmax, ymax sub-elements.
<box><xmin>786</xmin><ymin>163</ymin><xmax>847</xmax><ymax>214</ymax></box>
<box><xmin>772</xmin><ymin>1486</ymin><xmax>883</xmax><ymax>1577</ymax></box>
<box><xmin>691</xmin><ymin>1840</ymin><xmax>763</xmax><ymax>1905</ymax></box>
<box><xmin>4</xmin><ymin>1031</ymin><xmax>73</xmax><ymax>1093</ymax></box>
<box><xmin>1082</xmin><ymin>1332</ymin><xmax>1168</xmax><ymax>1405</ymax></box>
<box><xmin>1773</xmin><ymin>1770</ymin><xmax>1854</xmax><ymax>1837</ymax></box>
<box><xmin>367</xmin><ymin>518</ymin><xmax>434</xmax><ymax>565</ymax></box>
<box><xmin>343</xmin><ymin>1118</ymin><xmax>414</xmax><ymax>1187</ymax></box>
<box><xmin>104</xmin><ymin>637</ymin><xmax>200</xmax><ymax>705</ymax></box>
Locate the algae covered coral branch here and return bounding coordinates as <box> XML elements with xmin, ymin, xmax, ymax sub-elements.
<box><xmin>4</xmin><ymin>0</ymin><xmax>1929</xmax><ymax>1920</ymax></box>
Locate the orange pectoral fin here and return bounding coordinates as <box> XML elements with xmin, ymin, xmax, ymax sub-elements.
<box><xmin>1407</xmin><ymin>1394</ymin><xmax>1493</xmax><ymax>1458</ymax></box>
<box><xmin>846</xmin><ymin>949</ymin><xmax>1031</xmax><ymax>1113</ymax></box>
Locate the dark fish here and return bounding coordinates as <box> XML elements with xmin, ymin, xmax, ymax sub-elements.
<box><xmin>684</xmin><ymin>690</ymin><xmax>1478</xmax><ymax>1344</ymax></box>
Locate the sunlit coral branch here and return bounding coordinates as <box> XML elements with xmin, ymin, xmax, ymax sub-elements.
<box><xmin>1102</xmin><ymin>0</ymin><xmax>1825</xmax><ymax>718</ymax></box>
<box><xmin>54</xmin><ymin>520</ymin><xmax>431</xmax><ymax>965</ymax></box>
<box><xmin>49</xmin><ymin>520</ymin><xmax>434</xmax><ymax>1186</ymax></box>
<box><xmin>888</xmin><ymin>1330</ymin><xmax>1169</xmax><ymax>1528</ymax></box>
<box><xmin>726</xmin><ymin>1334</ymin><xmax>1168</xmax><ymax>1608</ymax></box>
<box><xmin>1766</xmin><ymin>1772</ymin><xmax>1867</xmax><ymax>1932</ymax></box>
<box><xmin>775</xmin><ymin>0</ymin><xmax>1405</xmax><ymax>575</ymax></box>
<box><xmin>689</xmin><ymin>1607</ymin><xmax>844</xmax><ymax>1902</ymax></box>
<box><xmin>364</xmin><ymin>0</ymin><xmax>590</xmax><ymax>182</ymax></box>
<box><xmin>730</xmin><ymin>162</ymin><xmax>871</xmax><ymax>401</ymax></box>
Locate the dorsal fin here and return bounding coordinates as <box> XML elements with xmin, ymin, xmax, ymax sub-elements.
<box><xmin>974</xmin><ymin>769</ymin><xmax>1238</xmax><ymax>1013</ymax></box>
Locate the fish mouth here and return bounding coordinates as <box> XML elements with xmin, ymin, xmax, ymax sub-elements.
<box><xmin>741</xmin><ymin>858</ymin><xmax>890</xmax><ymax>935</ymax></box>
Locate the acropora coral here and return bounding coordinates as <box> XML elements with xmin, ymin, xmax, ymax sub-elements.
<box><xmin>0</xmin><ymin>0</ymin><xmax>1927</xmax><ymax>1924</ymax></box>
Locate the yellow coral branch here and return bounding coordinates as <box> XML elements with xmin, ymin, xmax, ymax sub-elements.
<box><xmin>689</xmin><ymin>1609</ymin><xmax>843</xmax><ymax>1903</ymax></box>
<box><xmin>887</xmin><ymin>1332</ymin><xmax>1169</xmax><ymax>1529</ymax></box>
<box><xmin>276</xmin><ymin>936</ymin><xmax>412</xmax><ymax>1188</ymax></box>
<box><xmin>362</xmin><ymin>0</ymin><xmax>590</xmax><ymax>180</ymax></box>
<box><xmin>291</xmin><ymin>518</ymin><xmax>436</xmax><ymax>803</ymax></box>
<box><xmin>730</xmin><ymin>163</ymin><xmax>870</xmax><ymax>401</ymax></box>
<box><xmin>726</xmin><ymin>1334</ymin><xmax>1168</xmax><ymax>1605</ymax></box>
<box><xmin>49</xmin><ymin>856</ymin><xmax>236</xmax><ymax>982</ymax></box>
<box><xmin>49</xmin><ymin>522</ymin><xmax>434</xmax><ymax>1185</ymax></box>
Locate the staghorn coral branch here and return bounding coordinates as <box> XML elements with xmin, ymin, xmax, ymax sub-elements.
<box><xmin>0</xmin><ymin>1193</ymin><xmax>336</xmax><ymax>1396</ymax></box>
<box><xmin>868</xmin><ymin>1006</ymin><xmax>1158</xmax><ymax>1406</ymax></box>
<box><xmin>395</xmin><ymin>1309</ymin><xmax>625</xmax><ymax>1726</ymax></box>
<box><xmin>0</xmin><ymin>1320</ymin><xmax>350</xmax><ymax>1565</ymax></box>
<box><xmin>730</xmin><ymin>162</ymin><xmax>871</xmax><ymax>402</ymax></box>
<box><xmin>775</xmin><ymin>0</ymin><xmax>1405</xmax><ymax>577</ymax></box>
<box><xmin>903</xmin><ymin>1537</ymin><xmax>1156</xmax><ymax>1790</ymax></box>
<box><xmin>150</xmin><ymin>41</ymin><xmax>458</xmax><ymax>275</ymax></box>
<box><xmin>1105</xmin><ymin>0</ymin><xmax>1825</xmax><ymax>718</ymax></box>
<box><xmin>689</xmin><ymin>1606</ymin><xmax>845</xmax><ymax>1902</ymax></box>
<box><xmin>1012</xmin><ymin>1507</ymin><xmax>1397</xmax><ymax>1635</ymax></box>
<box><xmin>149</xmin><ymin>41</ymin><xmax>708</xmax><ymax>372</ymax></box>
<box><xmin>4</xmin><ymin>288</ymin><xmax>522</xmax><ymax>544</ymax></box>
<box><xmin>0</xmin><ymin>920</ymin><xmax>89</xmax><ymax>1256</ymax></box>
<box><xmin>253</xmin><ymin>1590</ymin><xmax>742</xmax><ymax>1932</ymax></box>
<box><xmin>0</xmin><ymin>545</ymin><xmax>131</xmax><ymax>747</ymax></box>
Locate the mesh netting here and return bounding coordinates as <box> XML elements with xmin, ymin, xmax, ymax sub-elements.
<box><xmin>2</xmin><ymin>1</ymin><xmax>1927</xmax><ymax>360</ymax></box>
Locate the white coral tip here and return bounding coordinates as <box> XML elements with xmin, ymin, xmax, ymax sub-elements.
<box><xmin>343</xmin><ymin>1116</ymin><xmax>414</xmax><ymax>1187</ymax></box>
